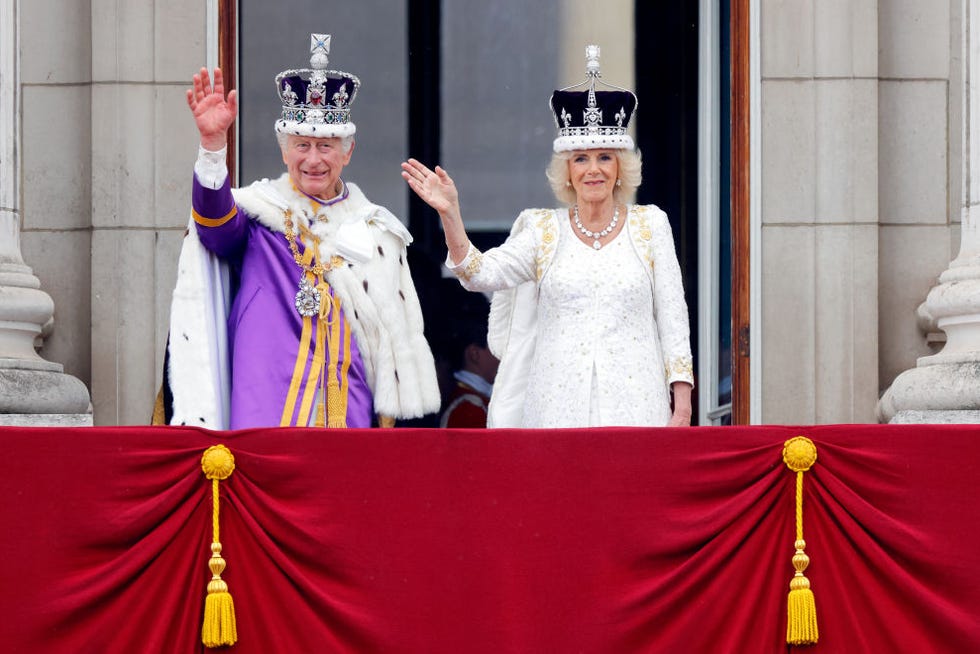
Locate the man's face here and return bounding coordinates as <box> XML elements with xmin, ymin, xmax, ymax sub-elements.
<box><xmin>281</xmin><ymin>134</ymin><xmax>354</xmax><ymax>199</ymax></box>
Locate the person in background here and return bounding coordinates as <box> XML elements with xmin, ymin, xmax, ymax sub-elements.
<box><xmin>401</xmin><ymin>45</ymin><xmax>693</xmax><ymax>428</ymax></box>
<box><xmin>159</xmin><ymin>33</ymin><xmax>440</xmax><ymax>429</ymax></box>
<box><xmin>441</xmin><ymin>310</ymin><xmax>499</xmax><ymax>428</ymax></box>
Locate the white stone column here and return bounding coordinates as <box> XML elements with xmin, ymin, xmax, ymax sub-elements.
<box><xmin>878</xmin><ymin>0</ymin><xmax>980</xmax><ymax>423</ymax></box>
<box><xmin>0</xmin><ymin>0</ymin><xmax>91</xmax><ymax>425</ymax></box>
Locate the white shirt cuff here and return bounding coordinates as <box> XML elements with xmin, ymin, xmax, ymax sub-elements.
<box><xmin>445</xmin><ymin>242</ymin><xmax>477</xmax><ymax>271</ymax></box>
<box><xmin>194</xmin><ymin>145</ymin><xmax>229</xmax><ymax>189</ymax></box>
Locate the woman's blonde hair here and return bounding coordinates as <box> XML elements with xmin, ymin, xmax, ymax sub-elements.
<box><xmin>545</xmin><ymin>148</ymin><xmax>642</xmax><ymax>206</ymax></box>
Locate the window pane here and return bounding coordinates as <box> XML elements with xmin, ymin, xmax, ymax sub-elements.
<box><xmin>441</xmin><ymin>2</ymin><xmax>562</xmax><ymax>230</ymax></box>
<box><xmin>239</xmin><ymin>1</ymin><xmax>408</xmax><ymax>218</ymax></box>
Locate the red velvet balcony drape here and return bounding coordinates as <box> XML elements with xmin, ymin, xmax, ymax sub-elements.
<box><xmin>1</xmin><ymin>425</ymin><xmax>977</xmax><ymax>653</ymax></box>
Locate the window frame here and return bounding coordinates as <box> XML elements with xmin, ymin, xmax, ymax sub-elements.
<box><xmin>216</xmin><ymin>0</ymin><xmax>755</xmax><ymax>424</ymax></box>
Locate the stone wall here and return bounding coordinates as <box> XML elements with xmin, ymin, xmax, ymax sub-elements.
<box><xmin>759</xmin><ymin>0</ymin><xmax>881</xmax><ymax>422</ymax></box>
<box><xmin>876</xmin><ymin>0</ymin><xmax>960</xmax><ymax>390</ymax></box>
<box><xmin>19</xmin><ymin>0</ymin><xmax>204</xmax><ymax>424</ymax></box>
<box><xmin>10</xmin><ymin>0</ymin><xmax>967</xmax><ymax>425</ymax></box>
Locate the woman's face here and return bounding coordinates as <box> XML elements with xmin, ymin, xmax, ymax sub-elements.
<box><xmin>567</xmin><ymin>149</ymin><xmax>619</xmax><ymax>205</ymax></box>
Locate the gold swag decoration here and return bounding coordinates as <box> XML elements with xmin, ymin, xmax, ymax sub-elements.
<box><xmin>201</xmin><ymin>445</ymin><xmax>238</xmax><ymax>648</ymax></box>
<box><xmin>782</xmin><ymin>436</ymin><xmax>819</xmax><ymax>645</ymax></box>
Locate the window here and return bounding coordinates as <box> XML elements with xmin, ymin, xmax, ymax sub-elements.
<box><xmin>236</xmin><ymin>0</ymin><xmax>409</xmax><ymax>217</ymax></box>
<box><xmin>223</xmin><ymin>0</ymin><xmax>753</xmax><ymax>423</ymax></box>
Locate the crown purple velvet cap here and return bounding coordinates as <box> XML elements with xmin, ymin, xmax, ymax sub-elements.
<box><xmin>275</xmin><ymin>33</ymin><xmax>361</xmax><ymax>139</ymax></box>
<box><xmin>550</xmin><ymin>45</ymin><xmax>638</xmax><ymax>152</ymax></box>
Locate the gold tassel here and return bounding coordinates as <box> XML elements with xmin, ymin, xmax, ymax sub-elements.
<box><xmin>150</xmin><ymin>385</ymin><xmax>167</xmax><ymax>425</ymax></box>
<box><xmin>782</xmin><ymin>436</ymin><xmax>819</xmax><ymax>646</ymax></box>
<box><xmin>201</xmin><ymin>445</ymin><xmax>238</xmax><ymax>648</ymax></box>
<box><xmin>323</xmin><ymin>292</ymin><xmax>349</xmax><ymax>429</ymax></box>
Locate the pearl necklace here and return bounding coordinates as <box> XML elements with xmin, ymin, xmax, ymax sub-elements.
<box><xmin>573</xmin><ymin>204</ymin><xmax>620</xmax><ymax>250</ymax></box>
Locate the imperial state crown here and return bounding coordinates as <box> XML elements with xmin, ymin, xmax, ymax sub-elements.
<box><xmin>274</xmin><ymin>33</ymin><xmax>361</xmax><ymax>139</ymax></box>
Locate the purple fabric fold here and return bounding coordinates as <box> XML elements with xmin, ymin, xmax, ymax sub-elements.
<box><xmin>189</xmin><ymin>174</ymin><xmax>373</xmax><ymax>428</ymax></box>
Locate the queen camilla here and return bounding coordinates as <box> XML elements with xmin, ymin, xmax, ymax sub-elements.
<box><xmin>402</xmin><ymin>45</ymin><xmax>694</xmax><ymax>428</ymax></box>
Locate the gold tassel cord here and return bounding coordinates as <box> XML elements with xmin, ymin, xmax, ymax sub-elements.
<box><xmin>782</xmin><ymin>436</ymin><xmax>819</xmax><ymax>646</ymax></box>
<box><xmin>201</xmin><ymin>445</ymin><xmax>238</xmax><ymax>648</ymax></box>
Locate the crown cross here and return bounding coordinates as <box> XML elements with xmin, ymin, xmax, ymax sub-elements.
<box><xmin>307</xmin><ymin>75</ymin><xmax>326</xmax><ymax>105</ymax></box>
<box><xmin>584</xmin><ymin>87</ymin><xmax>602</xmax><ymax>131</ymax></box>
<box><xmin>310</xmin><ymin>33</ymin><xmax>331</xmax><ymax>69</ymax></box>
<box><xmin>584</xmin><ymin>107</ymin><xmax>602</xmax><ymax>132</ymax></box>
<box><xmin>585</xmin><ymin>44</ymin><xmax>601</xmax><ymax>78</ymax></box>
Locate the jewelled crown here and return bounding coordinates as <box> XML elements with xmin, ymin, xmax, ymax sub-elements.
<box><xmin>274</xmin><ymin>33</ymin><xmax>361</xmax><ymax>138</ymax></box>
<box><xmin>550</xmin><ymin>45</ymin><xmax>637</xmax><ymax>152</ymax></box>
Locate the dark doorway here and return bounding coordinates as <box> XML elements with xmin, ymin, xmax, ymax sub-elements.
<box><xmin>635</xmin><ymin>3</ymin><xmax>704</xmax><ymax>423</ymax></box>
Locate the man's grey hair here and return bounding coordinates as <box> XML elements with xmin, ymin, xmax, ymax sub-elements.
<box><xmin>276</xmin><ymin>132</ymin><xmax>355</xmax><ymax>154</ymax></box>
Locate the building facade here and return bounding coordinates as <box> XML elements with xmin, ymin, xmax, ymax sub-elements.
<box><xmin>1</xmin><ymin>0</ymin><xmax>974</xmax><ymax>425</ymax></box>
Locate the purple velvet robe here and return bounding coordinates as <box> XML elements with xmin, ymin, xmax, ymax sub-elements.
<box><xmin>191</xmin><ymin>174</ymin><xmax>373</xmax><ymax>428</ymax></box>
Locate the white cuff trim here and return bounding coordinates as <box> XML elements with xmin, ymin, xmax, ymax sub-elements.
<box><xmin>445</xmin><ymin>242</ymin><xmax>476</xmax><ymax>270</ymax></box>
<box><xmin>194</xmin><ymin>145</ymin><xmax>229</xmax><ymax>189</ymax></box>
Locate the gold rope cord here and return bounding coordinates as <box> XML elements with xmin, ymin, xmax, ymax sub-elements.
<box><xmin>281</xmin><ymin>242</ymin><xmax>318</xmax><ymax>426</ymax></box>
<box><xmin>782</xmin><ymin>436</ymin><xmax>819</xmax><ymax>646</ymax></box>
<box><xmin>201</xmin><ymin>445</ymin><xmax>238</xmax><ymax>647</ymax></box>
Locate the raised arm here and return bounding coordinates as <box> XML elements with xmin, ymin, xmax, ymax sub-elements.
<box><xmin>185</xmin><ymin>67</ymin><xmax>246</xmax><ymax>255</ymax></box>
<box><xmin>401</xmin><ymin>159</ymin><xmax>471</xmax><ymax>265</ymax></box>
<box><xmin>185</xmin><ymin>67</ymin><xmax>238</xmax><ymax>151</ymax></box>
